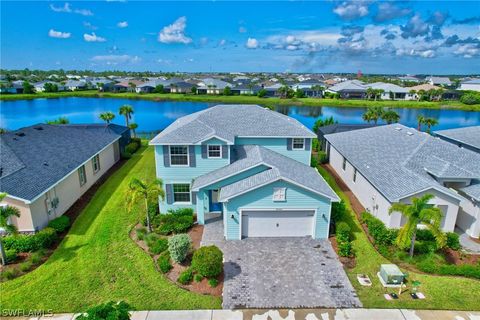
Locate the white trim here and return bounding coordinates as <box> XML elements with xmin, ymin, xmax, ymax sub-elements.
<box><xmin>239</xmin><ymin>207</ymin><xmax>317</xmax><ymax>239</ymax></box>
<box><xmin>236</xmin><ymin>135</ymin><xmax>315</xmax><ymax>138</ymax></box>
<box><xmin>396</xmin><ymin>186</ymin><xmax>464</xmax><ymax>203</ymax></box>
<box><xmin>169</xmin><ymin>145</ymin><xmax>190</xmax><ymax>167</ymax></box>
<box><xmin>196</xmin><ymin>134</ymin><xmax>233</xmax><ymax>145</ymax></box>
<box><xmin>207</xmin><ymin>144</ymin><xmax>222</xmax><ymax>159</ymax></box>
<box><xmin>150</xmin><ymin>135</ymin><xmax>316</xmax><ymax>146</ymax></box>
<box><xmin>292</xmin><ymin>138</ymin><xmax>306</xmax><ymax>150</ymax></box>
<box><xmin>27</xmin><ymin>138</ymin><xmax>120</xmax><ymax>204</ymax></box>
<box><xmin>171</xmin><ymin>182</ymin><xmax>192</xmax><ymax>204</ymax></box>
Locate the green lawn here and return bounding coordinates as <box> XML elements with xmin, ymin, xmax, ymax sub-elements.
<box><xmin>1</xmin><ymin>90</ymin><xmax>479</xmax><ymax>111</ymax></box>
<box><xmin>318</xmin><ymin>166</ymin><xmax>480</xmax><ymax>310</ymax></box>
<box><xmin>0</xmin><ymin>146</ymin><xmax>221</xmax><ymax>312</ymax></box>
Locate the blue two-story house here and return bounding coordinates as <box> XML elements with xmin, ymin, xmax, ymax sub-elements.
<box><xmin>150</xmin><ymin>105</ymin><xmax>339</xmax><ymax>240</ymax></box>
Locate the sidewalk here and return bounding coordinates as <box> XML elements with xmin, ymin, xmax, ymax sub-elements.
<box><xmin>12</xmin><ymin>309</ymin><xmax>480</xmax><ymax>320</ymax></box>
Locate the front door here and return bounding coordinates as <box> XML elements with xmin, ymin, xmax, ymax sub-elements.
<box><xmin>209</xmin><ymin>190</ymin><xmax>223</xmax><ymax>212</ymax></box>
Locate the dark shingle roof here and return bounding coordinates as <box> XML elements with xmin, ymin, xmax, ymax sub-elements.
<box><xmin>434</xmin><ymin>126</ymin><xmax>480</xmax><ymax>152</ymax></box>
<box><xmin>0</xmin><ymin>123</ymin><xmax>127</xmax><ymax>201</ymax></box>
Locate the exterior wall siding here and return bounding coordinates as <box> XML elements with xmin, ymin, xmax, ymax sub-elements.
<box><xmin>235</xmin><ymin>137</ymin><xmax>311</xmax><ymax>165</ymax></box>
<box><xmin>457</xmin><ymin>197</ymin><xmax>480</xmax><ymax>238</ymax></box>
<box><xmin>224</xmin><ymin>180</ymin><xmax>331</xmax><ymax>240</ymax></box>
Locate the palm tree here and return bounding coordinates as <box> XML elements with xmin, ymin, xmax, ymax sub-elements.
<box><xmin>409</xmin><ymin>89</ymin><xmax>417</xmax><ymax>101</ymax></box>
<box><xmin>381</xmin><ymin>109</ymin><xmax>400</xmax><ymax>124</ymax></box>
<box><xmin>99</xmin><ymin>111</ymin><xmax>115</xmax><ymax>124</ymax></box>
<box><xmin>313</xmin><ymin>116</ymin><xmax>337</xmax><ymax>133</ymax></box>
<box><xmin>126</xmin><ymin>178</ymin><xmax>165</xmax><ymax>232</ymax></box>
<box><xmin>46</xmin><ymin>117</ymin><xmax>69</xmax><ymax>125</ymax></box>
<box><xmin>423</xmin><ymin>117</ymin><xmax>439</xmax><ymax>134</ymax></box>
<box><xmin>362</xmin><ymin>106</ymin><xmax>384</xmax><ymax>124</ymax></box>
<box><xmin>128</xmin><ymin>123</ymin><xmax>138</xmax><ymax>138</ymax></box>
<box><xmin>389</xmin><ymin>194</ymin><xmax>446</xmax><ymax>257</ymax></box>
<box><xmin>366</xmin><ymin>87</ymin><xmax>375</xmax><ymax>100</ymax></box>
<box><xmin>417</xmin><ymin>115</ymin><xmax>425</xmax><ymax>131</ymax></box>
<box><xmin>417</xmin><ymin>89</ymin><xmax>426</xmax><ymax>101</ymax></box>
<box><xmin>119</xmin><ymin>105</ymin><xmax>134</xmax><ymax>127</ymax></box>
<box><xmin>0</xmin><ymin>193</ymin><xmax>21</xmax><ymax>265</ymax></box>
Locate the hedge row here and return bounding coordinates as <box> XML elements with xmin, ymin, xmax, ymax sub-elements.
<box><xmin>336</xmin><ymin>221</ymin><xmax>353</xmax><ymax>257</ymax></box>
<box><xmin>3</xmin><ymin>227</ymin><xmax>57</xmax><ymax>253</ymax></box>
<box><xmin>361</xmin><ymin>212</ymin><xmax>398</xmax><ymax>246</ymax></box>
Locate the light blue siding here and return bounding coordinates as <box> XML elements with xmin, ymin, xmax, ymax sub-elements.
<box><xmin>235</xmin><ymin>137</ymin><xmax>311</xmax><ymax>165</ymax></box>
<box><xmin>224</xmin><ymin>180</ymin><xmax>331</xmax><ymax>240</ymax></box>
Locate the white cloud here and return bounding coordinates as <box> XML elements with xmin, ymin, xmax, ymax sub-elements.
<box><xmin>117</xmin><ymin>21</ymin><xmax>128</xmax><ymax>28</ymax></box>
<box><xmin>454</xmin><ymin>44</ymin><xmax>480</xmax><ymax>58</ymax></box>
<box><xmin>84</xmin><ymin>32</ymin><xmax>106</xmax><ymax>42</ymax></box>
<box><xmin>333</xmin><ymin>1</ymin><xmax>369</xmax><ymax>20</ymax></box>
<box><xmin>50</xmin><ymin>2</ymin><xmax>93</xmax><ymax>16</ymax></box>
<box><xmin>91</xmin><ymin>55</ymin><xmax>141</xmax><ymax>65</ymax></box>
<box><xmin>218</xmin><ymin>39</ymin><xmax>226</xmax><ymax>46</ymax></box>
<box><xmin>396</xmin><ymin>48</ymin><xmax>435</xmax><ymax>58</ymax></box>
<box><xmin>48</xmin><ymin>29</ymin><xmax>71</xmax><ymax>39</ymax></box>
<box><xmin>158</xmin><ymin>16</ymin><xmax>192</xmax><ymax>44</ymax></box>
<box><xmin>75</xmin><ymin>8</ymin><xmax>93</xmax><ymax>16</ymax></box>
<box><xmin>83</xmin><ymin>22</ymin><xmax>98</xmax><ymax>30</ymax></box>
<box><xmin>239</xmin><ymin>26</ymin><xmax>247</xmax><ymax>33</ymax></box>
<box><xmin>246</xmin><ymin>38</ymin><xmax>259</xmax><ymax>49</ymax></box>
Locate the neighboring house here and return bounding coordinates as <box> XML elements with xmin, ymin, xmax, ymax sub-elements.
<box><xmin>150</xmin><ymin>105</ymin><xmax>339</xmax><ymax>240</ymax></box>
<box><xmin>65</xmin><ymin>80</ymin><xmax>87</xmax><ymax>91</ymax></box>
<box><xmin>113</xmin><ymin>80</ymin><xmax>145</xmax><ymax>93</ymax></box>
<box><xmin>169</xmin><ymin>81</ymin><xmax>195</xmax><ymax>93</ymax></box>
<box><xmin>136</xmin><ymin>79</ymin><xmax>171</xmax><ymax>93</ymax></box>
<box><xmin>366</xmin><ymin>82</ymin><xmax>414</xmax><ymax>100</ymax></box>
<box><xmin>324</xmin><ymin>124</ymin><xmax>480</xmax><ymax>238</ymax></box>
<box><xmin>231</xmin><ymin>85</ymin><xmax>261</xmax><ymax>95</ymax></box>
<box><xmin>434</xmin><ymin>126</ymin><xmax>480</xmax><ymax>154</ymax></box>
<box><xmin>293</xmin><ymin>81</ymin><xmax>324</xmax><ymax>97</ymax></box>
<box><xmin>0</xmin><ymin>123</ymin><xmax>130</xmax><ymax>232</ymax></box>
<box><xmin>398</xmin><ymin>75</ymin><xmax>421</xmax><ymax>83</ymax></box>
<box><xmin>317</xmin><ymin>124</ymin><xmax>378</xmax><ymax>152</ymax></box>
<box><xmin>459</xmin><ymin>79</ymin><xmax>480</xmax><ymax>92</ymax></box>
<box><xmin>0</xmin><ymin>80</ymin><xmax>24</xmax><ymax>94</ymax></box>
<box><xmin>197</xmin><ymin>78</ymin><xmax>233</xmax><ymax>94</ymax></box>
<box><xmin>428</xmin><ymin>76</ymin><xmax>452</xmax><ymax>87</ymax></box>
<box><xmin>326</xmin><ymin>80</ymin><xmax>367</xmax><ymax>99</ymax></box>
<box><xmin>34</xmin><ymin>81</ymin><xmax>66</xmax><ymax>92</ymax></box>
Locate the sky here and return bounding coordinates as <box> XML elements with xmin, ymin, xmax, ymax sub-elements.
<box><xmin>1</xmin><ymin>1</ymin><xmax>479</xmax><ymax>74</ymax></box>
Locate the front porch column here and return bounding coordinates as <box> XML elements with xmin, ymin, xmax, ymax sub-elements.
<box><xmin>196</xmin><ymin>190</ymin><xmax>206</xmax><ymax>225</ymax></box>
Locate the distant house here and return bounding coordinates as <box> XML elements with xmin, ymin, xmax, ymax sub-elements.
<box><xmin>197</xmin><ymin>78</ymin><xmax>233</xmax><ymax>94</ymax></box>
<box><xmin>231</xmin><ymin>85</ymin><xmax>261</xmax><ymax>95</ymax></box>
<box><xmin>33</xmin><ymin>81</ymin><xmax>66</xmax><ymax>92</ymax></box>
<box><xmin>136</xmin><ymin>79</ymin><xmax>171</xmax><ymax>93</ymax></box>
<box><xmin>262</xmin><ymin>83</ymin><xmax>283</xmax><ymax>97</ymax></box>
<box><xmin>459</xmin><ymin>79</ymin><xmax>480</xmax><ymax>92</ymax></box>
<box><xmin>326</xmin><ymin>80</ymin><xmax>366</xmax><ymax>99</ymax></box>
<box><xmin>293</xmin><ymin>80</ymin><xmax>324</xmax><ymax>97</ymax></box>
<box><xmin>0</xmin><ymin>124</ymin><xmax>130</xmax><ymax>232</ymax></box>
<box><xmin>169</xmin><ymin>81</ymin><xmax>195</xmax><ymax>94</ymax></box>
<box><xmin>366</xmin><ymin>82</ymin><xmax>414</xmax><ymax>100</ymax></box>
<box><xmin>65</xmin><ymin>80</ymin><xmax>87</xmax><ymax>91</ymax></box>
<box><xmin>428</xmin><ymin>76</ymin><xmax>452</xmax><ymax>87</ymax></box>
<box><xmin>0</xmin><ymin>80</ymin><xmax>24</xmax><ymax>94</ymax></box>
<box><xmin>113</xmin><ymin>80</ymin><xmax>144</xmax><ymax>93</ymax></box>
<box><xmin>398</xmin><ymin>75</ymin><xmax>421</xmax><ymax>83</ymax></box>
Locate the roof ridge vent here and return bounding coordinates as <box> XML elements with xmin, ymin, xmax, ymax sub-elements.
<box><xmin>395</xmin><ymin>127</ymin><xmax>402</xmax><ymax>131</ymax></box>
<box><xmin>15</xmin><ymin>132</ymin><xmax>25</xmax><ymax>137</ymax></box>
<box><xmin>406</xmin><ymin>132</ymin><xmax>414</xmax><ymax>136</ymax></box>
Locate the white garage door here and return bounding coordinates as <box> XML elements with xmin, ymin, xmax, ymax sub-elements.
<box><xmin>241</xmin><ymin>210</ymin><xmax>315</xmax><ymax>238</ymax></box>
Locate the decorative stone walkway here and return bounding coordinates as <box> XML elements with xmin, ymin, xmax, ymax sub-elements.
<box><xmin>456</xmin><ymin>227</ymin><xmax>480</xmax><ymax>254</ymax></box>
<box><xmin>201</xmin><ymin>217</ymin><xmax>361</xmax><ymax>309</ymax></box>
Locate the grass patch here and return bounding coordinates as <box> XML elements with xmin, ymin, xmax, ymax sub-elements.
<box><xmin>318</xmin><ymin>166</ymin><xmax>480</xmax><ymax>310</ymax></box>
<box><xmin>0</xmin><ymin>146</ymin><xmax>221</xmax><ymax>312</ymax></box>
<box><xmin>1</xmin><ymin>90</ymin><xmax>479</xmax><ymax>111</ymax></box>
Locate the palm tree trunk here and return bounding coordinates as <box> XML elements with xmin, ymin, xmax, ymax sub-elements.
<box><xmin>417</xmin><ymin>122</ymin><xmax>421</xmax><ymax>131</ymax></box>
<box><xmin>125</xmin><ymin>116</ymin><xmax>129</xmax><ymax>127</ymax></box>
<box><xmin>0</xmin><ymin>240</ymin><xmax>7</xmax><ymax>266</ymax></box>
<box><xmin>144</xmin><ymin>198</ymin><xmax>152</xmax><ymax>232</ymax></box>
<box><xmin>409</xmin><ymin>231</ymin><xmax>417</xmax><ymax>257</ymax></box>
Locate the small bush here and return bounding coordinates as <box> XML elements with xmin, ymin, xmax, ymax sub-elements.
<box><xmin>0</xmin><ymin>268</ymin><xmax>20</xmax><ymax>281</ymax></box>
<box><xmin>331</xmin><ymin>200</ymin><xmax>347</xmax><ymax>223</ymax></box>
<box><xmin>157</xmin><ymin>251</ymin><xmax>172</xmax><ymax>273</ymax></box>
<box><xmin>47</xmin><ymin>216</ymin><xmax>71</xmax><ymax>233</ymax></box>
<box><xmin>446</xmin><ymin>232</ymin><xmax>461</xmax><ymax>250</ymax></box>
<box><xmin>136</xmin><ymin>227</ymin><xmax>147</xmax><ymax>240</ymax></box>
<box><xmin>5</xmin><ymin>249</ymin><xmax>17</xmax><ymax>263</ymax></box>
<box><xmin>154</xmin><ymin>209</ymin><xmax>194</xmax><ymax>235</ymax></box>
<box><xmin>125</xmin><ymin>142</ymin><xmax>139</xmax><ymax>155</ymax></box>
<box><xmin>310</xmin><ymin>155</ymin><xmax>318</xmax><ymax>168</ymax></box>
<box><xmin>33</xmin><ymin>227</ymin><xmax>58</xmax><ymax>249</ymax></box>
<box><xmin>149</xmin><ymin>238</ymin><xmax>168</xmax><ymax>255</ymax></box>
<box><xmin>208</xmin><ymin>278</ymin><xmax>219</xmax><ymax>288</ymax></box>
<box><xmin>194</xmin><ymin>274</ymin><xmax>203</xmax><ymax>282</ymax></box>
<box><xmin>361</xmin><ymin>212</ymin><xmax>398</xmax><ymax>246</ymax></box>
<box><xmin>168</xmin><ymin>234</ymin><xmax>191</xmax><ymax>263</ymax></box>
<box><xmin>75</xmin><ymin>301</ymin><xmax>131</xmax><ymax>320</ymax></box>
<box><xmin>460</xmin><ymin>92</ymin><xmax>480</xmax><ymax>105</ymax></box>
<box><xmin>338</xmin><ymin>241</ymin><xmax>353</xmax><ymax>257</ymax></box>
<box><xmin>131</xmin><ymin>137</ymin><xmax>142</xmax><ymax>147</ymax></box>
<box><xmin>318</xmin><ymin>151</ymin><xmax>328</xmax><ymax>164</ymax></box>
<box><xmin>416</xmin><ymin>229</ymin><xmax>435</xmax><ymax>242</ymax></box>
<box><xmin>28</xmin><ymin>250</ymin><xmax>46</xmax><ymax>265</ymax></box>
<box><xmin>121</xmin><ymin>151</ymin><xmax>132</xmax><ymax>159</ymax></box>
<box><xmin>177</xmin><ymin>268</ymin><xmax>194</xmax><ymax>285</ymax></box>
<box><xmin>417</xmin><ymin>258</ymin><xmax>480</xmax><ymax>279</ymax></box>
<box><xmin>414</xmin><ymin>240</ymin><xmax>437</xmax><ymax>254</ymax></box>
<box><xmin>192</xmin><ymin>246</ymin><xmax>223</xmax><ymax>278</ymax></box>
<box><xmin>3</xmin><ymin>227</ymin><xmax>57</xmax><ymax>253</ymax></box>
<box><xmin>336</xmin><ymin>222</ymin><xmax>351</xmax><ymax>242</ymax></box>
<box><xmin>19</xmin><ymin>261</ymin><xmax>33</xmax><ymax>272</ymax></box>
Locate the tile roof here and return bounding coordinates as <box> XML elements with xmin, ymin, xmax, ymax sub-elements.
<box><xmin>327</xmin><ymin>80</ymin><xmax>367</xmax><ymax>92</ymax></box>
<box><xmin>324</xmin><ymin>124</ymin><xmax>480</xmax><ymax>202</ymax></box>
<box><xmin>367</xmin><ymin>82</ymin><xmax>409</xmax><ymax>93</ymax></box>
<box><xmin>195</xmin><ymin>145</ymin><xmax>340</xmax><ymax>201</ymax></box>
<box><xmin>434</xmin><ymin>126</ymin><xmax>480</xmax><ymax>152</ymax></box>
<box><xmin>150</xmin><ymin>104</ymin><xmax>315</xmax><ymax>145</ymax></box>
<box><xmin>0</xmin><ymin>123</ymin><xmax>127</xmax><ymax>202</ymax></box>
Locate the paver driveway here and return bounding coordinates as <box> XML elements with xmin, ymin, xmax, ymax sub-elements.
<box><xmin>201</xmin><ymin>218</ymin><xmax>362</xmax><ymax>309</ymax></box>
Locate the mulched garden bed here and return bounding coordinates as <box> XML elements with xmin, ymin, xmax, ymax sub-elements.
<box><xmin>330</xmin><ymin>235</ymin><xmax>356</xmax><ymax>269</ymax></box>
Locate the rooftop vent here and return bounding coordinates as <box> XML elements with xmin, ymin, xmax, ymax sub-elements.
<box><xmin>15</xmin><ymin>132</ymin><xmax>25</xmax><ymax>137</ymax></box>
<box><xmin>406</xmin><ymin>132</ymin><xmax>414</xmax><ymax>136</ymax></box>
<box><xmin>43</xmin><ymin>162</ymin><xmax>49</xmax><ymax>166</ymax></box>
<box><xmin>395</xmin><ymin>127</ymin><xmax>402</xmax><ymax>131</ymax></box>
<box><xmin>34</xmin><ymin>126</ymin><xmax>44</xmax><ymax>131</ymax></box>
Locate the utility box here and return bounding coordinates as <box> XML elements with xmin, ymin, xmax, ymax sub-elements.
<box><xmin>379</xmin><ymin>264</ymin><xmax>404</xmax><ymax>285</ymax></box>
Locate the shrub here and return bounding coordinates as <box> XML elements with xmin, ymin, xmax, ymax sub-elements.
<box><xmin>3</xmin><ymin>227</ymin><xmax>57</xmax><ymax>253</ymax></box>
<box><xmin>47</xmin><ymin>216</ymin><xmax>71</xmax><ymax>233</ymax></box>
<box><xmin>5</xmin><ymin>249</ymin><xmax>17</xmax><ymax>263</ymax></box>
<box><xmin>414</xmin><ymin>240</ymin><xmax>437</xmax><ymax>254</ymax></box>
<box><xmin>168</xmin><ymin>234</ymin><xmax>191</xmax><ymax>263</ymax></box>
<box><xmin>0</xmin><ymin>268</ymin><xmax>20</xmax><ymax>281</ymax></box>
<box><xmin>191</xmin><ymin>246</ymin><xmax>223</xmax><ymax>278</ymax></box>
<box><xmin>154</xmin><ymin>209</ymin><xmax>194</xmax><ymax>235</ymax></box>
<box><xmin>131</xmin><ymin>137</ymin><xmax>142</xmax><ymax>148</ymax></box>
<box><xmin>19</xmin><ymin>261</ymin><xmax>33</xmax><ymax>272</ymax></box>
<box><xmin>28</xmin><ymin>250</ymin><xmax>45</xmax><ymax>265</ymax></box>
<box><xmin>157</xmin><ymin>251</ymin><xmax>172</xmax><ymax>273</ymax></box>
<box><xmin>331</xmin><ymin>200</ymin><xmax>347</xmax><ymax>223</ymax></box>
<box><xmin>32</xmin><ymin>227</ymin><xmax>58</xmax><ymax>249</ymax></box>
<box><xmin>336</xmin><ymin>222</ymin><xmax>351</xmax><ymax>242</ymax></box>
<box><xmin>361</xmin><ymin>212</ymin><xmax>397</xmax><ymax>246</ymax></box>
<box><xmin>460</xmin><ymin>92</ymin><xmax>480</xmax><ymax>105</ymax></box>
<box><xmin>208</xmin><ymin>278</ymin><xmax>219</xmax><ymax>288</ymax></box>
<box><xmin>318</xmin><ymin>151</ymin><xmax>328</xmax><ymax>164</ymax></box>
<box><xmin>135</xmin><ymin>227</ymin><xmax>147</xmax><ymax>241</ymax></box>
<box><xmin>121</xmin><ymin>151</ymin><xmax>132</xmax><ymax>159</ymax></box>
<box><xmin>416</xmin><ymin>229</ymin><xmax>435</xmax><ymax>242</ymax></box>
<box><xmin>417</xmin><ymin>259</ymin><xmax>480</xmax><ymax>279</ymax></box>
<box><xmin>125</xmin><ymin>142</ymin><xmax>139</xmax><ymax>155</ymax></box>
<box><xmin>149</xmin><ymin>237</ymin><xmax>168</xmax><ymax>255</ymax></box>
<box><xmin>167</xmin><ymin>208</ymin><xmax>194</xmax><ymax>216</ymax></box>
<box><xmin>177</xmin><ymin>268</ymin><xmax>194</xmax><ymax>285</ymax></box>
<box><xmin>310</xmin><ymin>155</ymin><xmax>318</xmax><ymax>168</ymax></box>
<box><xmin>446</xmin><ymin>232</ymin><xmax>461</xmax><ymax>250</ymax></box>
<box><xmin>338</xmin><ymin>241</ymin><xmax>353</xmax><ymax>257</ymax></box>
<box><xmin>75</xmin><ymin>301</ymin><xmax>131</xmax><ymax>320</ymax></box>
<box><xmin>194</xmin><ymin>274</ymin><xmax>203</xmax><ymax>282</ymax></box>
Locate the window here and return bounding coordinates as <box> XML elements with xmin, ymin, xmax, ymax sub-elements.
<box><xmin>342</xmin><ymin>157</ymin><xmax>347</xmax><ymax>171</ymax></box>
<box><xmin>292</xmin><ymin>138</ymin><xmax>305</xmax><ymax>150</ymax></box>
<box><xmin>78</xmin><ymin>165</ymin><xmax>87</xmax><ymax>186</ymax></box>
<box><xmin>170</xmin><ymin>146</ymin><xmax>189</xmax><ymax>166</ymax></box>
<box><xmin>208</xmin><ymin>145</ymin><xmax>222</xmax><ymax>158</ymax></box>
<box><xmin>92</xmin><ymin>154</ymin><xmax>100</xmax><ymax>173</ymax></box>
<box><xmin>353</xmin><ymin>168</ymin><xmax>357</xmax><ymax>183</ymax></box>
<box><xmin>173</xmin><ymin>184</ymin><xmax>191</xmax><ymax>203</ymax></box>
<box><xmin>273</xmin><ymin>187</ymin><xmax>286</xmax><ymax>202</ymax></box>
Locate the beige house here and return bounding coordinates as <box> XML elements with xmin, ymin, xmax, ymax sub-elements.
<box><xmin>1</xmin><ymin>124</ymin><xmax>130</xmax><ymax>232</ymax></box>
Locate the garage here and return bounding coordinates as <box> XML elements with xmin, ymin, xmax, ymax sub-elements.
<box><xmin>241</xmin><ymin>210</ymin><xmax>315</xmax><ymax>238</ymax></box>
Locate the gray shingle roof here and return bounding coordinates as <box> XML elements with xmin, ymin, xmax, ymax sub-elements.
<box><xmin>0</xmin><ymin>123</ymin><xmax>127</xmax><ymax>202</ymax></box>
<box><xmin>202</xmin><ymin>145</ymin><xmax>340</xmax><ymax>202</ymax></box>
<box><xmin>150</xmin><ymin>105</ymin><xmax>315</xmax><ymax>145</ymax></box>
<box><xmin>460</xmin><ymin>182</ymin><xmax>480</xmax><ymax>201</ymax></box>
<box><xmin>324</xmin><ymin>124</ymin><xmax>480</xmax><ymax>202</ymax></box>
<box><xmin>434</xmin><ymin>126</ymin><xmax>480</xmax><ymax>152</ymax></box>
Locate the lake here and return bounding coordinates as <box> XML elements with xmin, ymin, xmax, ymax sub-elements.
<box><xmin>1</xmin><ymin>97</ymin><xmax>479</xmax><ymax>133</ymax></box>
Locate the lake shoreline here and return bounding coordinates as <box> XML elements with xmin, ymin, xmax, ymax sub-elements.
<box><xmin>1</xmin><ymin>90</ymin><xmax>479</xmax><ymax>111</ymax></box>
